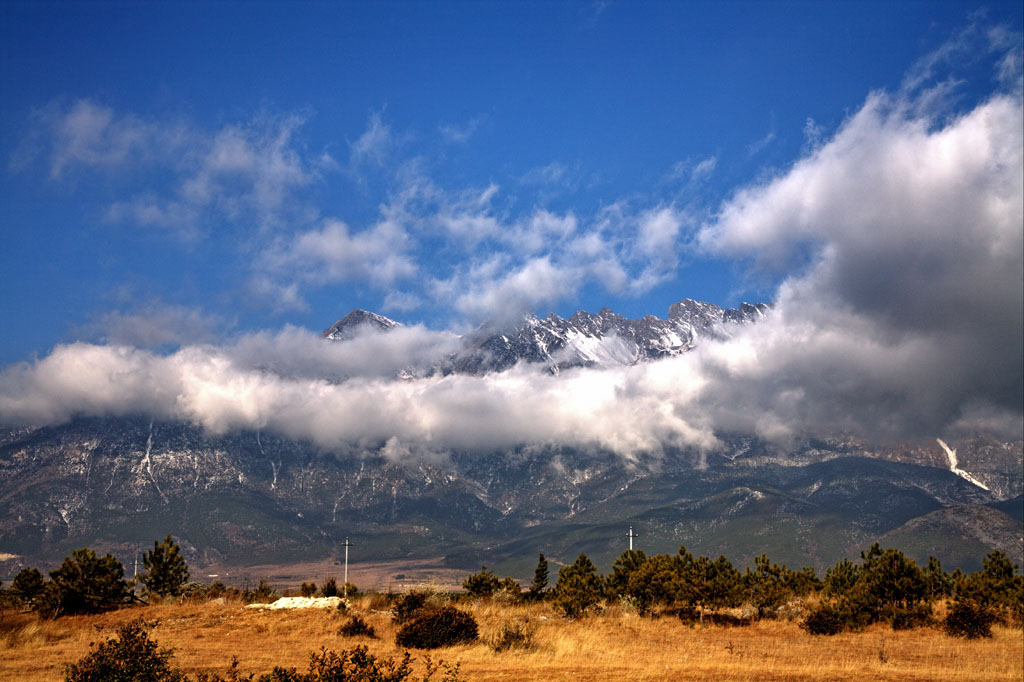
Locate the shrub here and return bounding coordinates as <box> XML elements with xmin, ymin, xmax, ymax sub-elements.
<box><xmin>944</xmin><ymin>601</ymin><xmax>995</xmax><ymax>639</ymax></box>
<box><xmin>488</xmin><ymin>619</ymin><xmax>535</xmax><ymax>652</ymax></box>
<box><xmin>364</xmin><ymin>591</ymin><xmax>390</xmax><ymax>611</ymax></box>
<box><xmin>64</xmin><ymin>619</ymin><xmax>186</xmax><ymax>682</ymax></box>
<box><xmin>65</xmin><ymin>624</ymin><xmax>463</xmax><ymax>682</ymax></box>
<box><xmin>500</xmin><ymin>576</ymin><xmax>521</xmax><ymax>595</ymax></box>
<box><xmin>254</xmin><ymin>579</ymin><xmax>277</xmax><ymax>602</ymax></box>
<box><xmin>800</xmin><ymin>603</ymin><xmax>851</xmax><ymax>636</ymax></box>
<box><xmin>394</xmin><ymin>607</ymin><xmax>479</xmax><ymax>649</ymax></box>
<box><xmin>300</xmin><ymin>582</ymin><xmax>317</xmax><ymax>598</ymax></box>
<box><xmin>391</xmin><ymin>591</ymin><xmax>429</xmax><ymax>624</ymax></box>
<box><xmin>891</xmin><ymin>604</ymin><xmax>933</xmax><ymax>630</ymax></box>
<box><xmin>244</xmin><ymin>646</ymin><xmax>462</xmax><ymax>682</ymax></box>
<box><xmin>320</xmin><ymin>577</ymin><xmax>339</xmax><ymax>598</ymax></box>
<box><xmin>179</xmin><ymin>582</ymin><xmax>210</xmax><ymax>601</ymax></box>
<box><xmin>339</xmin><ymin>615</ymin><xmax>377</xmax><ymax>638</ymax></box>
<box><xmin>702</xmin><ymin>612</ymin><xmax>753</xmax><ymax>627</ymax></box>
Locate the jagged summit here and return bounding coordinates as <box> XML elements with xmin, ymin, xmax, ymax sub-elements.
<box><xmin>321</xmin><ymin>309</ymin><xmax>400</xmax><ymax>340</ymax></box>
<box><xmin>322</xmin><ymin>298</ymin><xmax>772</xmax><ymax>375</ymax></box>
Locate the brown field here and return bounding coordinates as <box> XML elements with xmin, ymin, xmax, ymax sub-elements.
<box><xmin>1</xmin><ymin>597</ymin><xmax>1021</xmax><ymax>682</ymax></box>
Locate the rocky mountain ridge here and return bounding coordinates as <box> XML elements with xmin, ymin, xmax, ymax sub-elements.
<box><xmin>322</xmin><ymin>298</ymin><xmax>771</xmax><ymax>375</ymax></box>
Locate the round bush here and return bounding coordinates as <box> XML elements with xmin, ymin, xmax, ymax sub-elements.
<box><xmin>890</xmin><ymin>604</ymin><xmax>932</xmax><ymax>630</ymax></box>
<box><xmin>395</xmin><ymin>607</ymin><xmax>479</xmax><ymax>649</ymax></box>
<box><xmin>944</xmin><ymin>601</ymin><xmax>995</xmax><ymax>639</ymax></box>
<box><xmin>339</xmin><ymin>614</ymin><xmax>377</xmax><ymax>638</ymax></box>
<box><xmin>800</xmin><ymin>604</ymin><xmax>850</xmax><ymax>636</ymax></box>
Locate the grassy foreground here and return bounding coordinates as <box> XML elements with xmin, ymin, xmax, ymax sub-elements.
<box><xmin>1</xmin><ymin>597</ymin><xmax>1021</xmax><ymax>682</ymax></box>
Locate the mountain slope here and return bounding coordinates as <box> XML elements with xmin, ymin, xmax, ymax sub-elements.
<box><xmin>1</xmin><ymin>417</ymin><xmax>1019</xmax><ymax>580</ymax></box>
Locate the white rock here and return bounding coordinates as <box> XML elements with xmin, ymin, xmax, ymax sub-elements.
<box><xmin>245</xmin><ymin>596</ymin><xmax>343</xmax><ymax>610</ymax></box>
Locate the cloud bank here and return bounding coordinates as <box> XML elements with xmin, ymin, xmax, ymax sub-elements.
<box><xmin>3</xmin><ymin>33</ymin><xmax>1022</xmax><ymax>456</ymax></box>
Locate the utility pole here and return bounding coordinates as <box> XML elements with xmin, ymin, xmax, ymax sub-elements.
<box><xmin>626</xmin><ymin>526</ymin><xmax>639</xmax><ymax>551</ymax></box>
<box><xmin>133</xmin><ymin>552</ymin><xmax>139</xmax><ymax>596</ymax></box>
<box><xmin>341</xmin><ymin>537</ymin><xmax>352</xmax><ymax>598</ymax></box>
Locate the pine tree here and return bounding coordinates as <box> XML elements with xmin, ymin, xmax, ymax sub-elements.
<box><xmin>744</xmin><ymin>554</ymin><xmax>789</xmax><ymax>618</ymax></box>
<box><xmin>10</xmin><ymin>567</ymin><xmax>46</xmax><ymax>606</ymax></box>
<box><xmin>462</xmin><ymin>565</ymin><xmax>501</xmax><ymax>598</ymax></box>
<box><xmin>141</xmin><ymin>535</ymin><xmax>190</xmax><ymax>598</ymax></box>
<box><xmin>39</xmin><ymin>548</ymin><xmax>131</xmax><ymax>617</ymax></box>
<box><xmin>924</xmin><ymin>556</ymin><xmax>951</xmax><ymax>601</ymax></box>
<box><xmin>605</xmin><ymin>549</ymin><xmax>646</xmax><ymax>600</ymax></box>
<box><xmin>553</xmin><ymin>554</ymin><xmax>603</xmax><ymax>617</ymax></box>
<box><xmin>626</xmin><ymin>553</ymin><xmax>683</xmax><ymax>613</ymax></box>
<box><xmin>528</xmin><ymin>553</ymin><xmax>549</xmax><ymax>600</ymax></box>
<box><xmin>823</xmin><ymin>558</ymin><xmax>860</xmax><ymax>597</ymax></box>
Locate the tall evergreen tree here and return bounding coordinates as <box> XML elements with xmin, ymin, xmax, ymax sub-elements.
<box><xmin>528</xmin><ymin>553</ymin><xmax>549</xmax><ymax>600</ymax></box>
<box><xmin>141</xmin><ymin>535</ymin><xmax>190</xmax><ymax>598</ymax></box>
<box><xmin>924</xmin><ymin>556</ymin><xmax>951</xmax><ymax>601</ymax></box>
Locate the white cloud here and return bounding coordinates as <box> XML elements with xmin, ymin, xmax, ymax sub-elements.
<box><xmin>746</xmin><ymin>130</ymin><xmax>775</xmax><ymax>158</ymax></box>
<box><xmin>85</xmin><ymin>304</ymin><xmax>226</xmax><ymax>348</ymax></box>
<box><xmin>43</xmin><ymin>99</ymin><xmax>170</xmax><ymax>177</ymax></box>
<box><xmin>31</xmin><ymin>100</ymin><xmax>322</xmax><ymax>237</ymax></box>
<box><xmin>452</xmin><ymin>256</ymin><xmax>583</xmax><ymax>320</ymax></box>
<box><xmin>691</xmin><ymin>156</ymin><xmax>717</xmax><ymax>181</ymax></box>
<box><xmin>265</xmin><ymin>218</ymin><xmax>418</xmax><ymax>290</ymax></box>
<box><xmin>698</xmin><ymin>86</ymin><xmax>1023</xmax><ymax>441</ymax></box>
<box><xmin>350</xmin><ymin>111</ymin><xmax>394</xmax><ymax>167</ymax></box>
<box><xmin>0</xmin><ymin>335</ymin><xmax>716</xmax><ymax>459</ymax></box>
<box><xmin>439</xmin><ymin>116</ymin><xmax>484</xmax><ymax>144</ymax></box>
<box><xmin>382</xmin><ymin>291</ymin><xmax>423</xmax><ymax>313</ymax></box>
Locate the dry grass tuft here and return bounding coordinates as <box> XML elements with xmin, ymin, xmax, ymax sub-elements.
<box><xmin>0</xmin><ymin>599</ymin><xmax>1020</xmax><ymax>682</ymax></box>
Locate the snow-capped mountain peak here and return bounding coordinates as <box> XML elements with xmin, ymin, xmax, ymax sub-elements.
<box><xmin>322</xmin><ymin>299</ymin><xmax>772</xmax><ymax>375</ymax></box>
<box><xmin>321</xmin><ymin>309</ymin><xmax>400</xmax><ymax>341</ymax></box>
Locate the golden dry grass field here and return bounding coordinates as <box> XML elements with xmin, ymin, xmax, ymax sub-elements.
<box><xmin>1</xmin><ymin>598</ymin><xmax>1021</xmax><ymax>682</ymax></box>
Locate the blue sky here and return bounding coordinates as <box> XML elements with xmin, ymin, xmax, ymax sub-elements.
<box><xmin>0</xmin><ymin>1</ymin><xmax>1021</xmax><ymax>451</ymax></box>
<box><xmin>1</xmin><ymin>0</ymin><xmax>1016</xmax><ymax>364</ymax></box>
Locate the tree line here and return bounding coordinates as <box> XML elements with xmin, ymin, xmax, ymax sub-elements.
<box><xmin>462</xmin><ymin>544</ymin><xmax>1023</xmax><ymax>637</ymax></box>
<box><xmin>3</xmin><ymin>538</ymin><xmax>1021</xmax><ymax>638</ymax></box>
